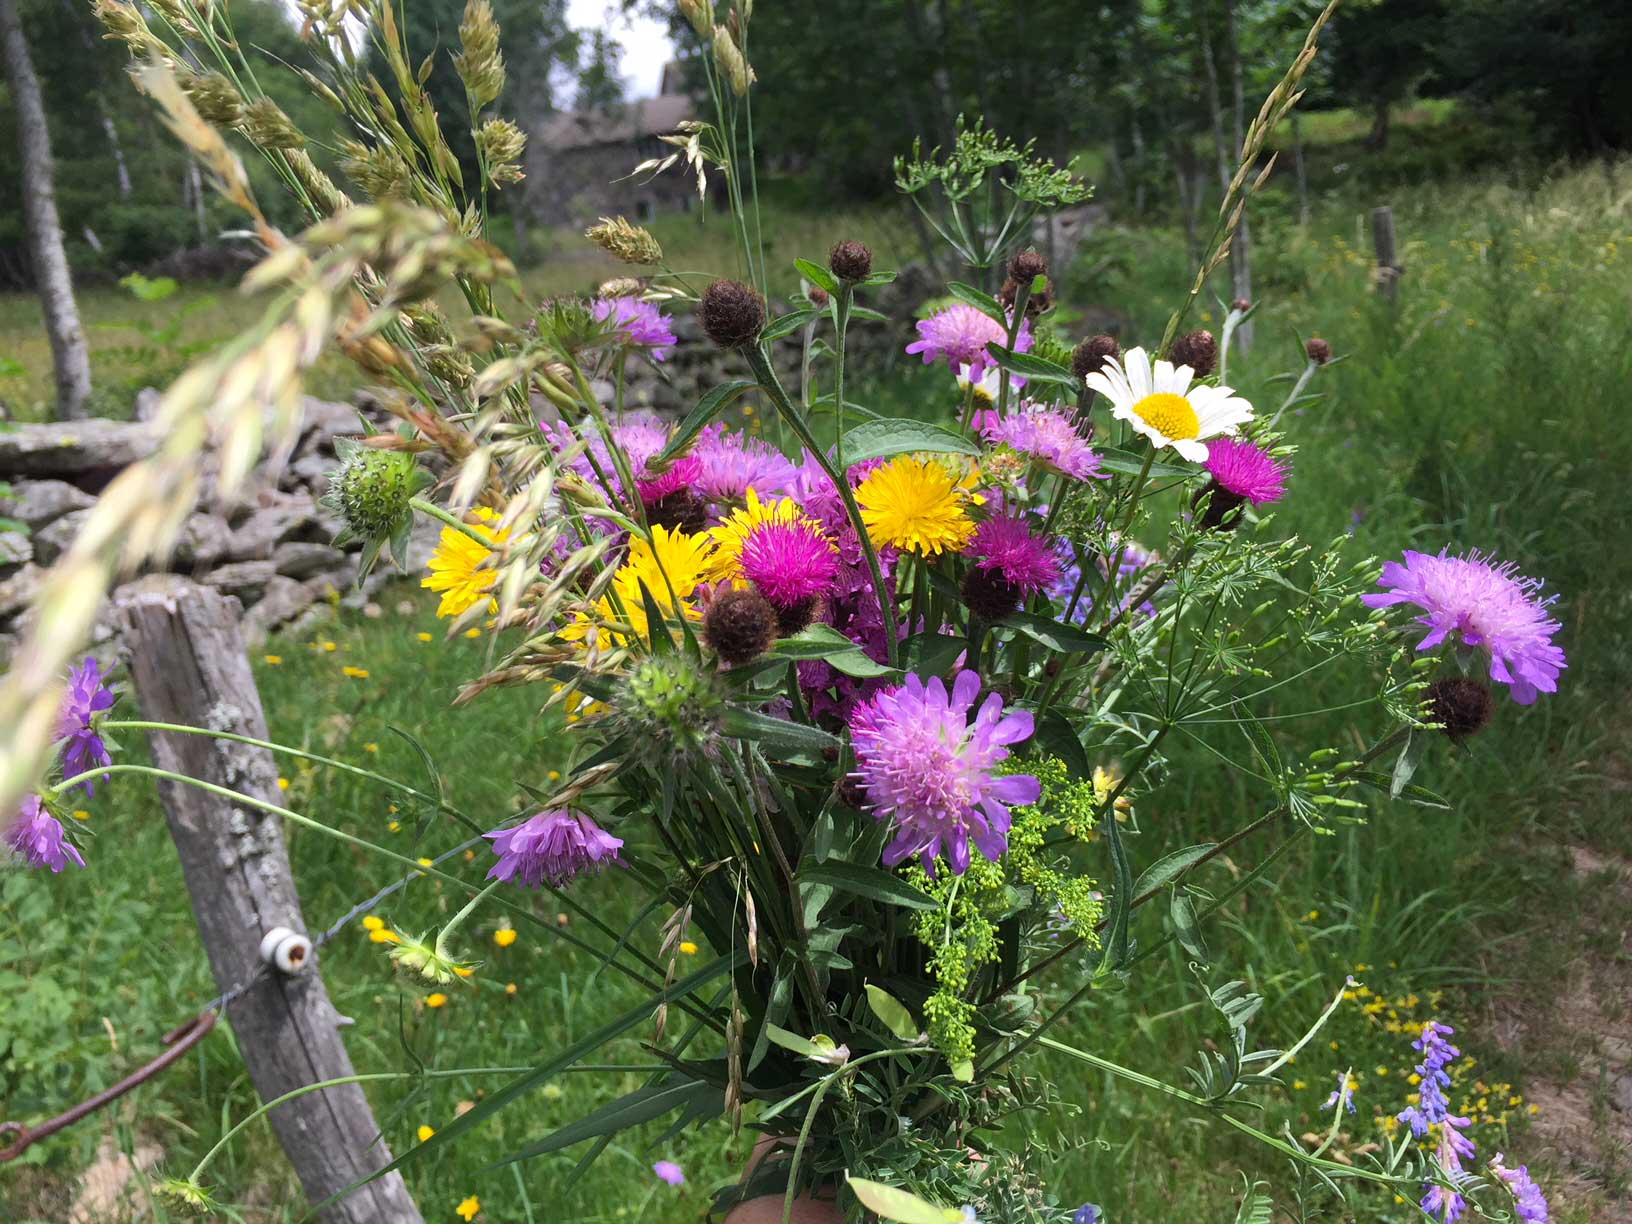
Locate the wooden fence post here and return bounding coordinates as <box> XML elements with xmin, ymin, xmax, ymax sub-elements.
<box><xmin>116</xmin><ymin>576</ymin><xmax>422</xmax><ymax>1224</ymax></box>
<box><xmin>1372</xmin><ymin>205</ymin><xmax>1403</xmax><ymax>301</ymax></box>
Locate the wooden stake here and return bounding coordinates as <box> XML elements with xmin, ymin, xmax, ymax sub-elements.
<box><xmin>1372</xmin><ymin>205</ymin><xmax>1402</xmax><ymax>301</ymax></box>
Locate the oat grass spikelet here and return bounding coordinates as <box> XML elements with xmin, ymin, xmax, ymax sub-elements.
<box><xmin>855</xmin><ymin>456</ymin><xmax>975</xmax><ymax>555</ymax></box>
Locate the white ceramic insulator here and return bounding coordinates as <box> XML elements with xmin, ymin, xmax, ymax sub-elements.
<box><xmin>258</xmin><ymin>925</ymin><xmax>314</xmax><ymax>975</ymax></box>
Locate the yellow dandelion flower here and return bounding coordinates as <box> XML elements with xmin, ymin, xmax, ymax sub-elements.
<box><xmin>422</xmin><ymin>508</ymin><xmax>509</xmax><ymax>619</ymax></box>
<box><xmin>417</xmin><ymin>1124</ymin><xmax>435</xmax><ymax>1142</ymax></box>
<box><xmin>678</xmin><ymin>940</ymin><xmax>698</xmax><ymax>955</ymax></box>
<box><xmin>426</xmin><ymin>992</ymin><xmax>448</xmax><ymax>1009</ymax></box>
<box><xmin>342</xmin><ymin>666</ymin><xmax>370</xmax><ymax>679</ymax></box>
<box><xmin>264</xmin><ymin>654</ymin><xmax>283</xmax><ymax>665</ymax></box>
<box><xmin>704</xmin><ymin>489</ymin><xmax>809</xmax><ymax>582</ymax></box>
<box><xmin>363</xmin><ymin>916</ymin><xmax>385</xmax><ymax>932</ymax></box>
<box><xmin>854</xmin><ymin>456</ymin><xmax>973</xmax><ymax>555</ymax></box>
<box><xmin>563</xmin><ymin>525</ymin><xmax>712</xmax><ymax>646</ymax></box>
<box><xmin>417</xmin><ymin>632</ymin><xmax>433</xmax><ymax>643</ymax></box>
<box><xmin>494</xmin><ymin>928</ymin><xmax>517</xmax><ymax>948</ymax></box>
<box><xmin>456</xmin><ymin>1195</ymin><xmax>480</xmax><ymax>1221</ymax></box>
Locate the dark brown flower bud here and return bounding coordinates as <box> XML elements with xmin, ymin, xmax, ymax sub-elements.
<box><xmin>808</xmin><ymin>286</ymin><xmax>829</xmax><ymax>308</ymax></box>
<box><xmin>1170</xmin><ymin>329</ymin><xmax>1218</xmax><ymax>378</ymax></box>
<box><xmin>697</xmin><ymin>279</ymin><xmax>765</xmax><ymax>349</ymax></box>
<box><xmin>1071</xmin><ymin>334</ymin><xmax>1120</xmax><ymax>383</ymax></box>
<box><xmin>1231</xmin><ymin>297</ymin><xmax>1251</xmax><ymax>313</ymax></box>
<box><xmin>703</xmin><ymin>588</ymin><xmax>779</xmax><ymax>665</ymax></box>
<box><xmin>1306</xmin><ymin>337</ymin><xmax>1333</xmax><ymax>365</ymax></box>
<box><xmin>772</xmin><ymin>595</ymin><xmax>820</xmax><ymax>636</ymax></box>
<box><xmin>1192</xmin><ymin>480</ymin><xmax>1247</xmax><ymax>531</ymax></box>
<box><xmin>961</xmin><ymin>565</ymin><xmax>1023</xmax><ymax>622</ymax></box>
<box><xmin>828</xmin><ymin>240</ymin><xmax>873</xmax><ymax>283</ymax></box>
<box><xmin>998</xmin><ymin>276</ymin><xmax>1054</xmax><ymax>319</ymax></box>
<box><xmin>1426</xmin><ymin>676</ymin><xmax>1495</xmax><ymax>740</ymax></box>
<box><xmin>1006</xmin><ymin>249</ymin><xmax>1049</xmax><ymax>286</ymax></box>
<box><xmin>645</xmin><ymin>489</ymin><xmax>709</xmax><ymax>536</ymax></box>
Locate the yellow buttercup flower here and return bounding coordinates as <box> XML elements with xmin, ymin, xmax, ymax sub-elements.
<box><xmin>854</xmin><ymin>456</ymin><xmax>974</xmax><ymax>555</ymax></box>
<box><xmin>362</xmin><ymin>915</ymin><xmax>384</xmax><ymax>932</ymax></box>
<box><xmin>417</xmin><ymin>632</ymin><xmax>433</xmax><ymax>643</ymax></box>
<box><xmin>678</xmin><ymin>940</ymin><xmax>698</xmax><ymax>955</ymax></box>
<box><xmin>426</xmin><ymin>992</ymin><xmax>448</xmax><ymax>1009</ymax></box>
<box><xmin>422</xmin><ymin>508</ymin><xmax>509</xmax><ymax>619</ymax></box>
<box><xmin>704</xmin><ymin>489</ymin><xmax>808</xmax><ymax>582</ymax></box>
<box><xmin>263</xmin><ymin>654</ymin><xmax>283</xmax><ymax>665</ymax></box>
<box><xmin>493</xmin><ymin>927</ymin><xmax>517</xmax><ymax>948</ymax></box>
<box><xmin>456</xmin><ymin>1195</ymin><xmax>481</xmax><ymax>1221</ymax></box>
<box><xmin>417</xmin><ymin>1124</ymin><xmax>435</xmax><ymax>1142</ymax></box>
<box><xmin>341</xmin><ymin>666</ymin><xmax>370</xmax><ymax>679</ymax></box>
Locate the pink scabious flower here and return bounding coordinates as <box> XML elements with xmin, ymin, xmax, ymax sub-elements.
<box><xmin>56</xmin><ymin>657</ymin><xmax>114</xmax><ymax>794</ymax></box>
<box><xmin>967</xmin><ymin>515</ymin><xmax>1061</xmax><ymax>594</ymax></box>
<box><xmin>906</xmin><ymin>304</ymin><xmax>1032</xmax><ymax>382</ymax></box>
<box><xmin>593</xmin><ymin>296</ymin><xmax>677</xmax><ymax>360</ymax></box>
<box><xmin>7</xmin><ymin>795</ymin><xmax>84</xmax><ymax>872</ymax></box>
<box><xmin>849</xmin><ymin>671</ymin><xmax>1039</xmax><ymax>878</ymax></box>
<box><xmin>1361</xmin><ymin>550</ymin><xmax>1567</xmax><ymax>705</ymax></box>
<box><xmin>740</xmin><ymin>517</ymin><xmax>840</xmax><ymax>610</ymax></box>
<box><xmin>652</xmin><ymin>1160</ymin><xmax>685</xmax><ymax>1186</ymax></box>
<box><xmin>1203</xmin><ymin>437</ymin><xmax>1288</xmax><ymax>504</ymax></box>
<box><xmin>975</xmin><ymin>406</ymin><xmax>1107</xmax><ymax>482</ymax></box>
<box><xmin>486</xmin><ymin>809</ymin><xmax>622</xmax><ymax>889</ymax></box>
<box><xmin>693</xmin><ymin>423</ymin><xmax>799</xmax><ymax>502</ymax></box>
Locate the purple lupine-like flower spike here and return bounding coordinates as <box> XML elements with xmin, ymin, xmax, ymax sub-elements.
<box><xmin>485</xmin><ymin>809</ymin><xmax>622</xmax><ymax>889</ymax></box>
<box><xmin>1322</xmin><ymin>1071</ymin><xmax>1357</xmax><ymax>1114</ymax></box>
<box><xmin>56</xmin><ymin>657</ymin><xmax>114</xmax><ymax>794</ymax></box>
<box><xmin>6</xmin><ymin>795</ymin><xmax>85</xmax><ymax>872</ymax></box>
<box><xmin>1399</xmin><ymin>1021</ymin><xmax>1477</xmax><ymax>1223</ymax></box>
<box><xmin>1362</xmin><ymin>549</ymin><xmax>1566</xmax><ymax>704</ymax></box>
<box><xmin>848</xmin><ymin>671</ymin><xmax>1038</xmax><ymax>878</ymax></box>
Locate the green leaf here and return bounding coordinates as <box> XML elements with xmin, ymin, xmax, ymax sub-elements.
<box><xmin>794</xmin><ymin>258</ymin><xmax>840</xmax><ymax>293</ymax></box>
<box><xmin>1006</xmin><ymin>612</ymin><xmax>1109</xmax><ymax>655</ymax></box>
<box><xmin>1096</xmin><ymin>448</ymin><xmax>1199</xmax><ymax>479</ymax></box>
<box><xmin>1235</xmin><ymin>705</ymin><xmax>1283</xmax><ymax>779</ymax></box>
<box><xmin>1032</xmin><ymin>708</ymin><xmax>1090</xmax><ymax>779</ymax></box>
<box><xmin>840</xmin><ymin>418</ymin><xmax>982</xmax><ymax>466</ymax></box>
<box><xmin>763</xmin><ymin>1023</ymin><xmax>822</xmax><ymax>1059</ymax></box>
<box><xmin>846</xmin><ymin>1177</ymin><xmax>958</xmax><ymax>1224</ymax></box>
<box><xmin>945</xmin><ymin>280</ymin><xmax>1004</xmax><ymax>322</ymax></box>
<box><xmin>1131</xmin><ymin>843</ymin><xmax>1218</xmax><ymax>898</ymax></box>
<box><xmin>1100</xmin><ymin>797</ymin><xmax>1135</xmax><ymax>972</ymax></box>
<box><xmin>903</xmin><ymin>630</ymin><xmax>967</xmax><ymax>680</ymax></box>
<box><xmin>865</xmin><ymin>984</ymin><xmax>920</xmax><ymax>1042</ymax></box>
<box><xmin>1170</xmin><ymin>890</ymin><xmax>1208</xmax><ymax>963</ymax></box>
<box><xmin>950</xmin><ymin>1058</ymin><xmax>974</xmax><ymax>1083</ymax></box>
<box><xmin>492</xmin><ymin>1079</ymin><xmax>716</xmax><ymax>1165</ymax></box>
<box><xmin>722</xmin><ymin>707</ymin><xmax>840</xmax><ymax>756</ymax></box>
<box><xmin>761</xmin><ymin>309</ymin><xmax>819</xmax><ymax>342</ymax></box>
<box><xmin>858</xmin><ymin>270</ymin><xmax>897</xmax><ymax>287</ymax></box>
<box><xmin>769</xmin><ymin>625</ymin><xmax>895</xmax><ymax>677</ymax></box>
<box><xmin>656</xmin><ymin>381</ymin><xmax>758</xmax><ymax>465</ymax></box>
<box><xmin>635</xmin><ymin>578</ymin><xmax>673</xmax><ymax>654</ymax></box>
<box><xmin>798</xmin><ymin>861</ymin><xmax>939</xmax><ymax>911</ymax></box>
<box><xmin>1391</xmin><ymin>731</ymin><xmax>1425</xmax><ymax>799</ymax></box>
<box><xmin>983</xmin><ymin>344</ymin><xmax>1079</xmax><ymax>388</ymax></box>
<box><xmin>1351</xmin><ymin>770</ymin><xmax>1451</xmax><ymax>809</ymax></box>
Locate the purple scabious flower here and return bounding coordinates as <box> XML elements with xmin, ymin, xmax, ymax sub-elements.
<box><xmin>693</xmin><ymin>423</ymin><xmax>799</xmax><ymax>503</ymax></box>
<box><xmin>593</xmin><ymin>296</ymin><xmax>677</xmax><ymax>360</ymax></box>
<box><xmin>485</xmin><ymin>809</ymin><xmax>622</xmax><ymax>889</ymax></box>
<box><xmin>975</xmin><ymin>407</ymin><xmax>1107</xmax><ymax>482</ymax></box>
<box><xmin>56</xmin><ymin>657</ymin><xmax>114</xmax><ymax>793</ymax></box>
<box><xmin>652</xmin><ymin>1160</ymin><xmax>685</xmax><ymax>1186</ymax></box>
<box><xmin>7</xmin><ymin>795</ymin><xmax>85</xmax><ymax>872</ymax></box>
<box><xmin>739</xmin><ymin>517</ymin><xmax>840</xmax><ymax>610</ymax></box>
<box><xmin>848</xmin><ymin>671</ymin><xmax>1038</xmax><ymax>878</ymax></box>
<box><xmin>1490</xmin><ymin>1154</ymin><xmax>1549</xmax><ymax>1222</ymax></box>
<box><xmin>1361</xmin><ymin>550</ymin><xmax>1566</xmax><ymax>704</ymax></box>
<box><xmin>1204</xmin><ymin>437</ymin><xmax>1288</xmax><ymax>504</ymax></box>
<box><xmin>906</xmin><ymin>305</ymin><xmax>1033</xmax><ymax>381</ymax></box>
<box><xmin>967</xmin><ymin>515</ymin><xmax>1061</xmax><ymax>595</ymax></box>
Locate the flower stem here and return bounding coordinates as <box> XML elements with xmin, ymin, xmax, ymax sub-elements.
<box><xmin>435</xmin><ymin>878</ymin><xmax>503</xmax><ymax>962</ymax></box>
<box><xmin>410</xmin><ymin>496</ymin><xmax>490</xmax><ymax>547</ymax></box>
<box><xmin>830</xmin><ymin>284</ymin><xmax>851</xmax><ymax>466</ymax></box>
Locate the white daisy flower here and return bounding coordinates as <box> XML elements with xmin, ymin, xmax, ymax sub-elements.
<box><xmin>1085</xmin><ymin>345</ymin><xmax>1254</xmax><ymax>462</ymax></box>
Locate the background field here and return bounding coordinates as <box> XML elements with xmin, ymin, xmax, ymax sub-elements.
<box><xmin>4</xmin><ymin>112</ymin><xmax>1632</xmax><ymax>1222</ymax></box>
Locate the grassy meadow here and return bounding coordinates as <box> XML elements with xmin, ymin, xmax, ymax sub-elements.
<box><xmin>4</xmin><ymin>127</ymin><xmax>1632</xmax><ymax>1223</ymax></box>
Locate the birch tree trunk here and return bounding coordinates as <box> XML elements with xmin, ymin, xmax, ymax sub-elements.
<box><xmin>0</xmin><ymin>0</ymin><xmax>93</xmax><ymax>419</ymax></box>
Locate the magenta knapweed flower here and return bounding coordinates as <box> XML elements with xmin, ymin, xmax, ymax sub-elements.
<box><xmin>7</xmin><ymin>795</ymin><xmax>84</xmax><ymax>872</ymax></box>
<box><xmin>906</xmin><ymin>304</ymin><xmax>1032</xmax><ymax>381</ymax></box>
<box><xmin>693</xmin><ymin>424</ymin><xmax>798</xmax><ymax>502</ymax></box>
<box><xmin>1203</xmin><ymin>437</ymin><xmax>1288</xmax><ymax>504</ymax></box>
<box><xmin>1490</xmin><ymin>1155</ymin><xmax>1549</xmax><ymax>1222</ymax></box>
<box><xmin>56</xmin><ymin>657</ymin><xmax>114</xmax><ymax>793</ymax></box>
<box><xmin>1361</xmin><ymin>550</ymin><xmax>1566</xmax><ymax>704</ymax></box>
<box><xmin>967</xmin><ymin>515</ymin><xmax>1061</xmax><ymax>595</ymax></box>
<box><xmin>593</xmin><ymin>296</ymin><xmax>677</xmax><ymax>360</ymax></box>
<box><xmin>486</xmin><ymin>809</ymin><xmax>622</xmax><ymax>889</ymax></box>
<box><xmin>849</xmin><ymin>671</ymin><xmax>1038</xmax><ymax>878</ymax></box>
<box><xmin>652</xmin><ymin>1160</ymin><xmax>685</xmax><ymax>1186</ymax></box>
<box><xmin>976</xmin><ymin>406</ymin><xmax>1106</xmax><ymax>481</ymax></box>
<box><xmin>740</xmin><ymin>518</ymin><xmax>840</xmax><ymax>609</ymax></box>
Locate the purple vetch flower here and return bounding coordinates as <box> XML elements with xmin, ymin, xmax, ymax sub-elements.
<box><xmin>56</xmin><ymin>657</ymin><xmax>114</xmax><ymax>793</ymax></box>
<box><xmin>1203</xmin><ymin>437</ymin><xmax>1288</xmax><ymax>505</ymax></box>
<box><xmin>652</xmin><ymin>1160</ymin><xmax>685</xmax><ymax>1186</ymax></box>
<box><xmin>6</xmin><ymin>795</ymin><xmax>85</xmax><ymax>872</ymax></box>
<box><xmin>693</xmin><ymin>423</ymin><xmax>799</xmax><ymax>503</ymax></box>
<box><xmin>966</xmin><ymin>515</ymin><xmax>1061</xmax><ymax>595</ymax></box>
<box><xmin>739</xmin><ymin>517</ymin><xmax>840</xmax><ymax>611</ymax></box>
<box><xmin>1490</xmin><ymin>1154</ymin><xmax>1549</xmax><ymax>1222</ymax></box>
<box><xmin>593</xmin><ymin>296</ymin><xmax>677</xmax><ymax>360</ymax></box>
<box><xmin>1049</xmin><ymin>536</ymin><xmax>1161</xmax><ymax>626</ymax></box>
<box><xmin>1071</xmin><ymin>1206</ymin><xmax>1100</xmax><ymax>1224</ymax></box>
<box><xmin>485</xmin><ymin>809</ymin><xmax>622</xmax><ymax>889</ymax></box>
<box><xmin>975</xmin><ymin>406</ymin><xmax>1107</xmax><ymax>482</ymax></box>
<box><xmin>1361</xmin><ymin>550</ymin><xmax>1566</xmax><ymax>705</ymax></box>
<box><xmin>1322</xmin><ymin>1071</ymin><xmax>1357</xmax><ymax>1114</ymax></box>
<box><xmin>1398</xmin><ymin>1021</ymin><xmax>1476</xmax><ymax>1223</ymax></box>
<box><xmin>906</xmin><ymin>304</ymin><xmax>1032</xmax><ymax>381</ymax></box>
<box><xmin>848</xmin><ymin>671</ymin><xmax>1038</xmax><ymax>878</ymax></box>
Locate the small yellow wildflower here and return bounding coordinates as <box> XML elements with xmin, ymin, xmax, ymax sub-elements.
<box><xmin>426</xmin><ymin>993</ymin><xmax>448</xmax><ymax>1009</ymax></box>
<box><xmin>417</xmin><ymin>632</ymin><xmax>434</xmax><ymax>643</ymax></box>
<box><xmin>369</xmin><ymin>928</ymin><xmax>401</xmax><ymax>945</ymax></box>
<box><xmin>494</xmin><ymin>928</ymin><xmax>517</xmax><ymax>948</ymax></box>
<box><xmin>1305</xmin><ymin>909</ymin><xmax>1320</xmax><ymax>922</ymax></box>
<box><xmin>277</xmin><ymin>777</ymin><xmax>290</xmax><ymax>791</ymax></box>
<box><xmin>455</xmin><ymin>1196</ymin><xmax>480</xmax><ymax>1221</ymax></box>
<box><xmin>548</xmin><ymin>770</ymin><xmax>561</xmax><ymax>782</ymax></box>
<box><xmin>387</xmin><ymin>820</ymin><xmax>401</xmax><ymax>833</ymax></box>
<box><xmin>417</xmin><ymin>1124</ymin><xmax>435</xmax><ymax>1143</ymax></box>
<box><xmin>453</xmin><ymin>966</ymin><xmax>474</xmax><ymax>979</ymax></box>
<box><xmin>264</xmin><ymin>654</ymin><xmax>283</xmax><ymax>665</ymax></box>
<box><xmin>1292</xmin><ymin>1080</ymin><xmax>1306</xmax><ymax>1090</ymax></box>
<box><xmin>678</xmin><ymin>940</ymin><xmax>698</xmax><ymax>955</ymax></box>
<box><xmin>365</xmin><ymin>742</ymin><xmax>379</xmax><ymax>754</ymax></box>
<box><xmin>342</xmin><ymin>666</ymin><xmax>370</xmax><ymax>679</ymax></box>
<box><xmin>363</xmin><ymin>916</ymin><xmax>385</xmax><ymax>932</ymax></box>
<box><xmin>463</xmin><ymin>627</ymin><xmax>482</xmax><ymax>639</ymax></box>
<box><xmin>418</xmin><ymin>857</ymin><xmax>434</xmax><ymax>868</ymax></box>
<box><xmin>422</xmin><ymin>508</ymin><xmax>509</xmax><ymax>619</ymax></box>
<box><xmin>1329</xmin><ymin>1040</ymin><xmax>1340</xmax><ymax>1051</ymax></box>
<box><xmin>321</xmin><ymin>640</ymin><xmax>337</xmax><ymax>652</ymax></box>
<box><xmin>505</xmin><ymin>982</ymin><xmax>518</xmax><ymax>996</ymax></box>
<box><xmin>854</xmin><ymin>455</ymin><xmax>974</xmax><ymax>554</ymax></box>
<box><xmin>71</xmin><ymin>809</ymin><xmax>90</xmax><ymax>822</ymax></box>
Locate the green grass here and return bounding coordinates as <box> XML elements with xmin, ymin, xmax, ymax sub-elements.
<box><xmin>5</xmin><ymin>149</ymin><xmax>1632</xmax><ymax>1222</ymax></box>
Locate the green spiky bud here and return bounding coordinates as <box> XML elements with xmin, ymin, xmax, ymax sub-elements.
<box><xmin>320</xmin><ymin>437</ymin><xmax>430</xmax><ymax>580</ymax></box>
<box><xmin>616</xmin><ymin>653</ymin><xmax>724</xmax><ymax>766</ymax></box>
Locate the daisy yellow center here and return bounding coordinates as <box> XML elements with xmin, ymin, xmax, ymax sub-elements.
<box><xmin>1131</xmin><ymin>392</ymin><xmax>1200</xmax><ymax>440</ymax></box>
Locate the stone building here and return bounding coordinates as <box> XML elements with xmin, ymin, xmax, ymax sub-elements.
<box><xmin>525</xmin><ymin>64</ymin><xmax>718</xmax><ymax>227</ymax></box>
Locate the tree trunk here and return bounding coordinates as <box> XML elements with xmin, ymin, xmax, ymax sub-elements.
<box><xmin>1224</xmin><ymin>0</ymin><xmax>1253</xmax><ymax>352</ymax></box>
<box><xmin>117</xmin><ymin>578</ymin><xmax>424</xmax><ymax>1224</ymax></box>
<box><xmin>1365</xmin><ymin>96</ymin><xmax>1390</xmax><ymax>150</ymax></box>
<box><xmin>0</xmin><ymin>0</ymin><xmax>92</xmax><ymax>419</ymax></box>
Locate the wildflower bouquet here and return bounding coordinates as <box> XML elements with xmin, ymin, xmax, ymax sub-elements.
<box><xmin>0</xmin><ymin>1</ymin><xmax>1567</xmax><ymax>1220</ymax></box>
